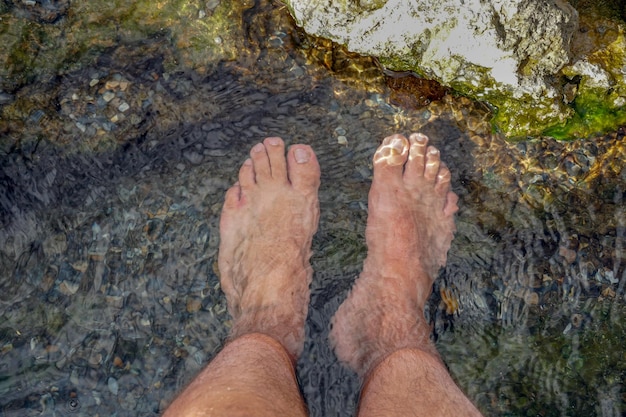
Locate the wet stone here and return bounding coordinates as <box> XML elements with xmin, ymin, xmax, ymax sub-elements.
<box><xmin>0</xmin><ymin>92</ymin><xmax>15</xmax><ymax>105</ymax></box>
<box><xmin>102</xmin><ymin>91</ymin><xmax>115</xmax><ymax>102</ymax></box>
<box><xmin>107</xmin><ymin>377</ymin><xmax>119</xmax><ymax>396</ymax></box>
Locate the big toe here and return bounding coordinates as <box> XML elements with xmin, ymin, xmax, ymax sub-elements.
<box><xmin>287</xmin><ymin>144</ymin><xmax>321</xmax><ymax>191</ymax></box>
<box><xmin>372</xmin><ymin>134</ymin><xmax>409</xmax><ymax>181</ymax></box>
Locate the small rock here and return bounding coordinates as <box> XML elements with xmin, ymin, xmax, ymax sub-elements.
<box><xmin>524</xmin><ymin>292</ymin><xmax>539</xmax><ymax>305</ymax></box>
<box><xmin>174</xmin><ymin>347</ymin><xmax>189</xmax><ymax>358</ymax></box>
<box><xmin>71</xmin><ymin>261</ymin><xmax>88</xmax><ymax>273</ymax></box>
<box><xmin>558</xmin><ymin>245</ymin><xmax>577</xmax><ymax>264</ymax></box>
<box><xmin>107</xmin><ymin>377</ymin><xmax>119</xmax><ymax>395</ymax></box>
<box><xmin>105</xmin><ymin>80</ymin><xmax>119</xmax><ymax>89</ymax></box>
<box><xmin>334</xmin><ymin>126</ymin><xmax>347</xmax><ymax>136</ymax></box>
<box><xmin>601</xmin><ymin>287</ymin><xmax>616</xmax><ymax>298</ymax></box>
<box><xmin>102</xmin><ymin>91</ymin><xmax>115</xmax><ymax>102</ymax></box>
<box><xmin>186</xmin><ymin>297</ymin><xmax>202</xmax><ymax>313</ymax></box>
<box><xmin>118</xmin><ymin>102</ymin><xmax>130</xmax><ymax>112</ymax></box>
<box><xmin>89</xmin><ymin>79</ymin><xmax>99</xmax><ymax>87</ymax></box>
<box><xmin>59</xmin><ymin>281</ymin><xmax>79</xmax><ymax>295</ymax></box>
<box><xmin>206</xmin><ymin>0</ymin><xmax>220</xmax><ymax>10</ymax></box>
<box><xmin>113</xmin><ymin>356</ymin><xmax>124</xmax><ymax>368</ymax></box>
<box><xmin>0</xmin><ymin>92</ymin><xmax>15</xmax><ymax>105</ymax></box>
<box><xmin>268</xmin><ymin>35</ymin><xmax>284</xmax><ymax>47</ymax></box>
<box><xmin>160</xmin><ymin>296</ymin><xmax>173</xmax><ymax>314</ymax></box>
<box><xmin>289</xmin><ymin>65</ymin><xmax>304</xmax><ymax>77</ymax></box>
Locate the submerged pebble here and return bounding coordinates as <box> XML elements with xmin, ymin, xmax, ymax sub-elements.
<box><xmin>107</xmin><ymin>377</ymin><xmax>119</xmax><ymax>396</ymax></box>
<box><xmin>102</xmin><ymin>91</ymin><xmax>115</xmax><ymax>102</ymax></box>
<box><xmin>0</xmin><ymin>92</ymin><xmax>15</xmax><ymax>105</ymax></box>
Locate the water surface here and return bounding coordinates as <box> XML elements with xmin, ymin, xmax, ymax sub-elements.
<box><xmin>0</xmin><ymin>1</ymin><xmax>624</xmax><ymax>416</ymax></box>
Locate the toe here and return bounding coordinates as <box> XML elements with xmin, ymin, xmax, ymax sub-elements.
<box><xmin>372</xmin><ymin>134</ymin><xmax>409</xmax><ymax>180</ymax></box>
<box><xmin>434</xmin><ymin>162</ymin><xmax>452</xmax><ymax>194</ymax></box>
<box><xmin>250</xmin><ymin>142</ymin><xmax>271</xmax><ymax>183</ymax></box>
<box><xmin>238</xmin><ymin>158</ymin><xmax>255</xmax><ymax>188</ymax></box>
<box><xmin>443</xmin><ymin>191</ymin><xmax>459</xmax><ymax>217</ymax></box>
<box><xmin>223</xmin><ymin>182</ymin><xmax>242</xmax><ymax>209</ymax></box>
<box><xmin>423</xmin><ymin>146</ymin><xmax>441</xmax><ymax>181</ymax></box>
<box><xmin>405</xmin><ymin>133</ymin><xmax>428</xmax><ymax>181</ymax></box>
<box><xmin>287</xmin><ymin>144</ymin><xmax>321</xmax><ymax>191</ymax></box>
<box><xmin>263</xmin><ymin>137</ymin><xmax>288</xmax><ymax>182</ymax></box>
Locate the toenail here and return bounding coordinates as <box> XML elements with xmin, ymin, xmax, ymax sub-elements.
<box><xmin>390</xmin><ymin>137</ymin><xmax>406</xmax><ymax>153</ymax></box>
<box><xmin>243</xmin><ymin>158</ymin><xmax>252</xmax><ymax>166</ymax></box>
<box><xmin>294</xmin><ymin>148</ymin><xmax>310</xmax><ymax>163</ymax></box>
<box><xmin>413</xmin><ymin>133</ymin><xmax>428</xmax><ymax>143</ymax></box>
<box><xmin>252</xmin><ymin>143</ymin><xmax>265</xmax><ymax>153</ymax></box>
<box><xmin>428</xmin><ymin>148</ymin><xmax>439</xmax><ymax>155</ymax></box>
<box><xmin>266</xmin><ymin>137</ymin><xmax>281</xmax><ymax>146</ymax></box>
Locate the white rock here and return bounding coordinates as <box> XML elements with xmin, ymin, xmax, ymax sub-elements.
<box><xmin>287</xmin><ymin>0</ymin><xmax>578</xmax><ymax>96</ymax></box>
<box><xmin>568</xmin><ymin>60</ymin><xmax>611</xmax><ymax>89</ymax></box>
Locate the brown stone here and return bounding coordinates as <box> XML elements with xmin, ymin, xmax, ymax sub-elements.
<box><xmin>186</xmin><ymin>297</ymin><xmax>202</xmax><ymax>313</ymax></box>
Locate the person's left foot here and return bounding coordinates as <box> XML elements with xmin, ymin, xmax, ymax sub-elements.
<box><xmin>330</xmin><ymin>133</ymin><xmax>459</xmax><ymax>376</ymax></box>
<box><xmin>218</xmin><ymin>137</ymin><xmax>320</xmax><ymax>358</ymax></box>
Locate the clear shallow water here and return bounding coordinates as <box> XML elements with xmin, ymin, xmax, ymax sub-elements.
<box><xmin>1</xmin><ymin>1</ymin><xmax>625</xmax><ymax>416</ymax></box>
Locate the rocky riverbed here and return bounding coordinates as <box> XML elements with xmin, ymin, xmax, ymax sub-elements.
<box><xmin>0</xmin><ymin>1</ymin><xmax>624</xmax><ymax>416</ymax></box>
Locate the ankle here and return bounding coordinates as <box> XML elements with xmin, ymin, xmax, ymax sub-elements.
<box><xmin>230</xmin><ymin>312</ymin><xmax>305</xmax><ymax>360</ymax></box>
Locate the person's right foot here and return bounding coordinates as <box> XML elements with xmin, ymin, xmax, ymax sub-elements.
<box><xmin>330</xmin><ymin>133</ymin><xmax>459</xmax><ymax>377</ymax></box>
<box><xmin>218</xmin><ymin>137</ymin><xmax>320</xmax><ymax>359</ymax></box>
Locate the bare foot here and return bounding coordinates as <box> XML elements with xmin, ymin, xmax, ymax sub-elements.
<box><xmin>330</xmin><ymin>133</ymin><xmax>459</xmax><ymax>377</ymax></box>
<box><xmin>218</xmin><ymin>137</ymin><xmax>320</xmax><ymax>359</ymax></box>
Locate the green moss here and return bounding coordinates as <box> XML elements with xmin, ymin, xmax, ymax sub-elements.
<box><xmin>544</xmin><ymin>90</ymin><xmax>626</xmax><ymax>138</ymax></box>
<box><xmin>548</xmin><ymin>19</ymin><xmax>626</xmax><ymax>139</ymax></box>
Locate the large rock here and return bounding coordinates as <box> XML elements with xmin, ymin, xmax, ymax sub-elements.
<box><xmin>285</xmin><ymin>0</ymin><xmax>626</xmax><ymax>138</ymax></box>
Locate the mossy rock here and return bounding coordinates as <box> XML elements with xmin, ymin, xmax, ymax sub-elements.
<box><xmin>285</xmin><ymin>0</ymin><xmax>626</xmax><ymax>140</ymax></box>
